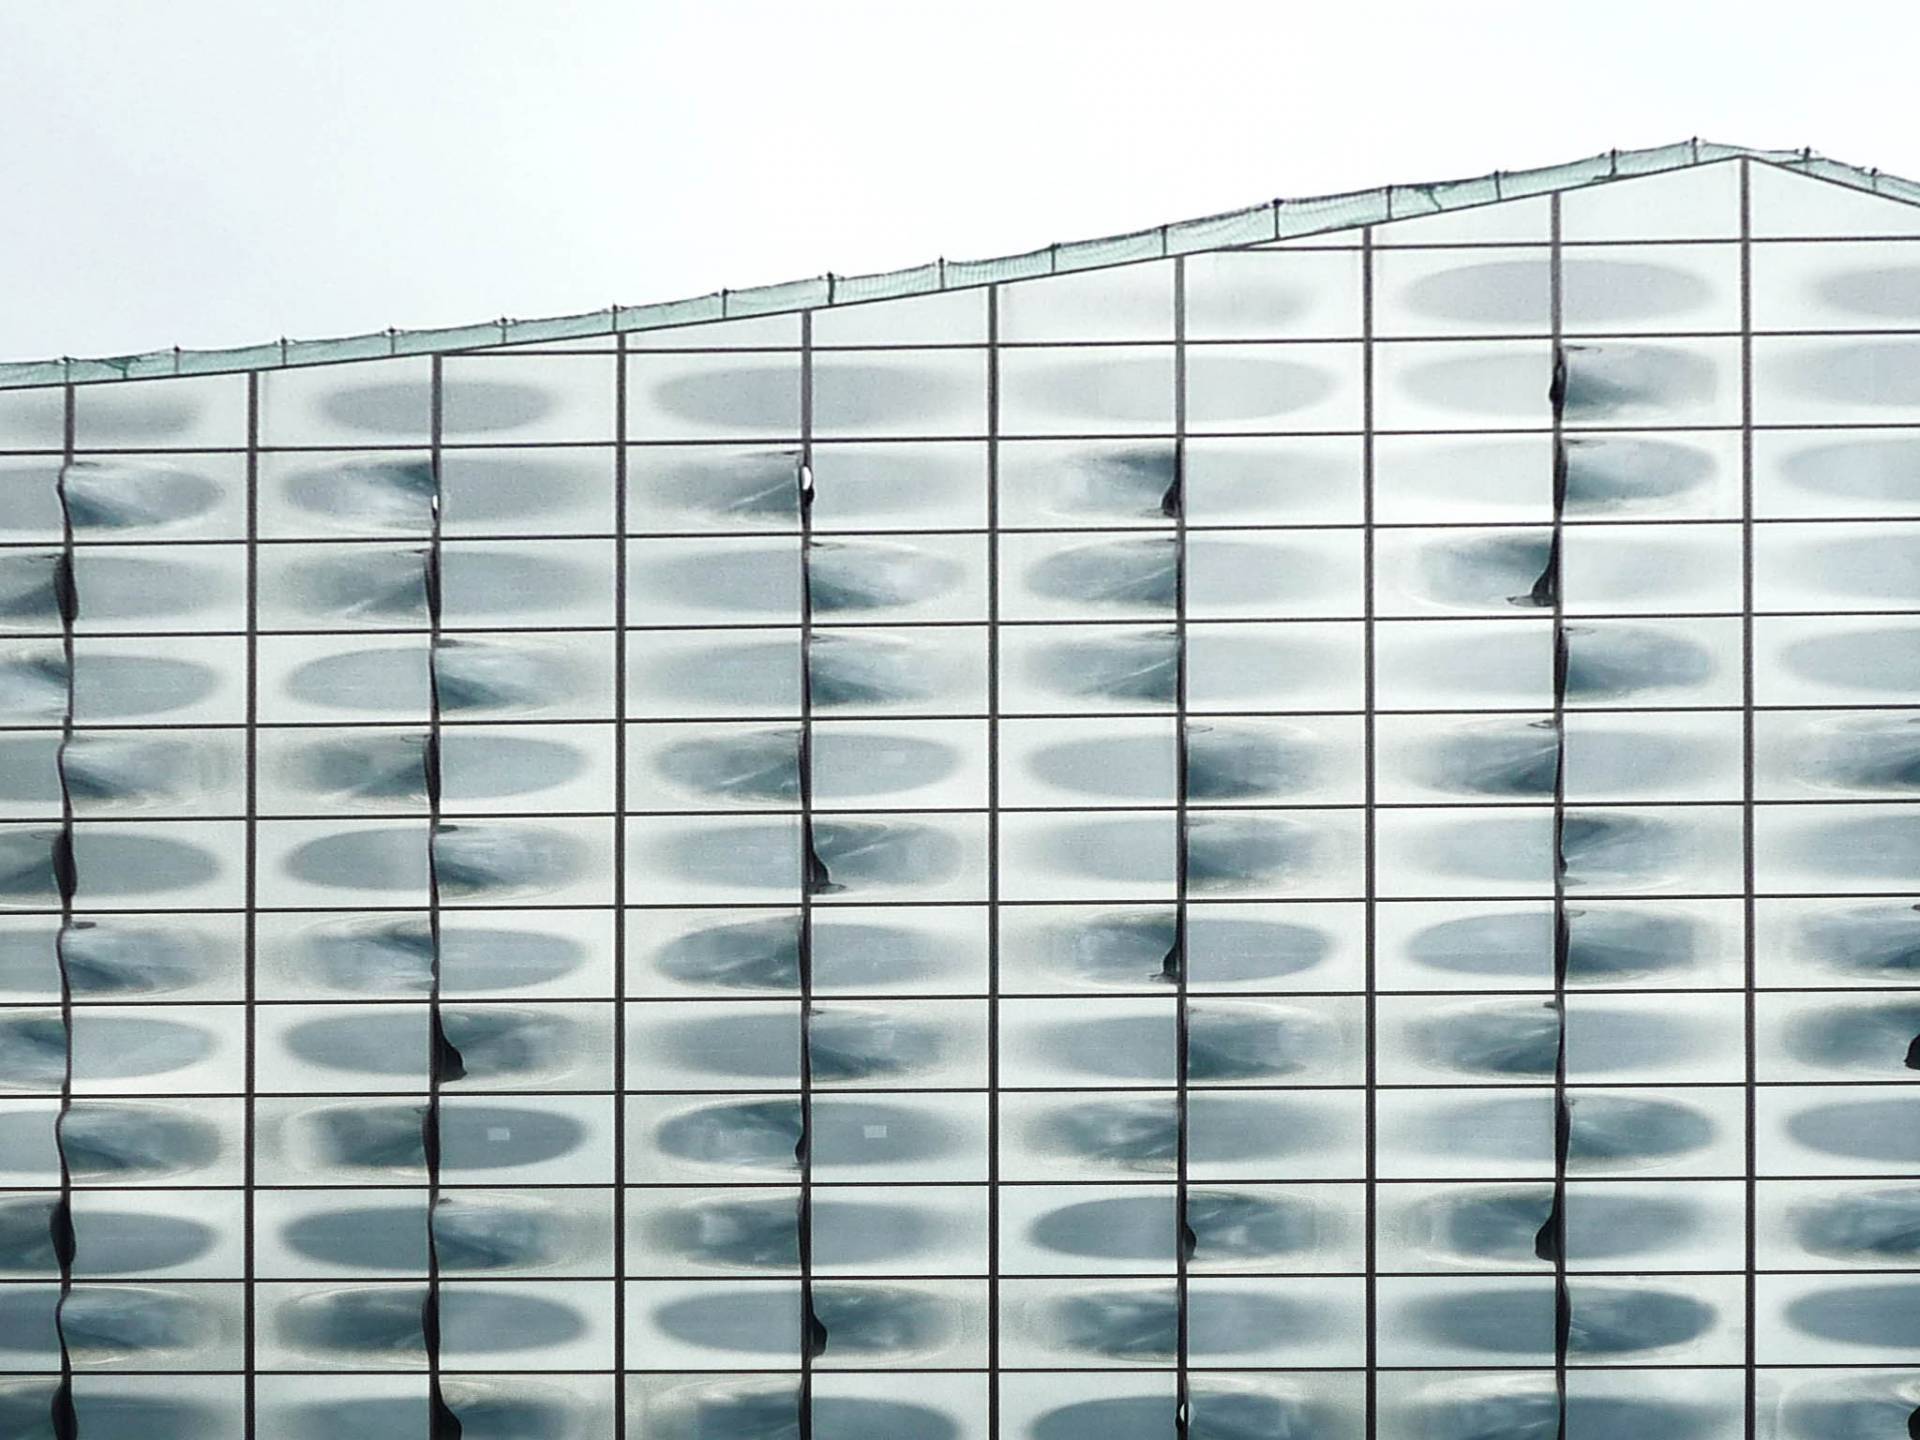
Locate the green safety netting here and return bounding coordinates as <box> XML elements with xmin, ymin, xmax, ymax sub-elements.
<box><xmin>4</xmin><ymin>139</ymin><xmax>1915</xmax><ymax>390</ymax></box>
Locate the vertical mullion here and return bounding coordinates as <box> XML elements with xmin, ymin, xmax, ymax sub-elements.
<box><xmin>423</xmin><ymin>354</ymin><xmax>453</xmax><ymax>1437</ymax></box>
<box><xmin>1172</xmin><ymin>254</ymin><xmax>1191</xmax><ymax>1437</ymax></box>
<box><xmin>1739</xmin><ymin>156</ymin><xmax>1758</xmax><ymax>1440</ymax></box>
<box><xmin>797</xmin><ymin>313</ymin><xmax>817</xmax><ymax>1440</ymax></box>
<box><xmin>243</xmin><ymin>371</ymin><xmax>260</xmax><ymax>1436</ymax></box>
<box><xmin>986</xmin><ymin>284</ymin><xmax>1002</xmax><ymax>1440</ymax></box>
<box><xmin>50</xmin><ymin>383</ymin><xmax>78</xmax><ymax>1440</ymax></box>
<box><xmin>1360</xmin><ymin>223</ymin><xmax>1378</xmax><ymax>1440</ymax></box>
<box><xmin>1548</xmin><ymin>191</ymin><xmax>1572</xmax><ymax>1433</ymax></box>
<box><xmin>613</xmin><ymin>332</ymin><xmax>630</xmax><ymax>1440</ymax></box>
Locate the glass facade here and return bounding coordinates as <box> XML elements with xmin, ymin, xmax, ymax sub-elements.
<box><xmin>1</xmin><ymin>150</ymin><xmax>1918</xmax><ymax>1438</ymax></box>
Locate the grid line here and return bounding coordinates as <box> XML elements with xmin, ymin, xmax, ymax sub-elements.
<box><xmin>1171</xmin><ymin>252</ymin><xmax>1193</xmax><ymax>1440</ymax></box>
<box><xmin>985</xmin><ymin>280</ymin><xmax>1003</xmax><ymax>1440</ymax></box>
<box><xmin>1547</xmin><ymin>188</ymin><xmax>1574</xmax><ymax>1434</ymax></box>
<box><xmin>241</xmin><ymin>368</ymin><xmax>260</xmax><ymax>1437</ymax></box>
<box><xmin>1739</xmin><ymin>154</ymin><xmax>1761</xmax><ymax>1440</ymax></box>
<box><xmin>422</xmin><ymin>351</ymin><xmax>456</xmax><ymax>1438</ymax></box>
<box><xmin>611</xmin><ymin>327</ymin><xmax>630</xmax><ymax>1438</ymax></box>
<box><xmin>797</xmin><ymin>306</ymin><xmax>819</xmax><ymax>1439</ymax></box>
<box><xmin>47</xmin><ymin>382</ymin><xmax>78</xmax><ymax>1440</ymax></box>
<box><xmin>1360</xmin><ymin>220</ymin><xmax>1380</xmax><ymax>1440</ymax></box>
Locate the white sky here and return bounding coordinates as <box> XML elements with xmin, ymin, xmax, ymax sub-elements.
<box><xmin>3</xmin><ymin>0</ymin><xmax>1917</xmax><ymax>362</ymax></box>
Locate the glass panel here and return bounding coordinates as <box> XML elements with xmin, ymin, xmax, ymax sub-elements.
<box><xmin>812</xmin><ymin>348</ymin><xmax>987</xmax><ymax>437</ymax></box>
<box><xmin>809</xmin><ymin>441</ymin><xmax>988</xmax><ymax>531</ymax></box>
<box><xmin>1374</xmin><ymin>339</ymin><xmax>1555</xmax><ymax>431</ymax></box>
<box><xmin>439</xmin><ymin>354</ymin><xmax>617</xmax><ymax>442</ymax></box>
<box><xmin>1561</xmin><ymin>243</ymin><xmax>1742</xmax><ymax>333</ymax></box>
<box><xmin>1753</xmin><ymin>427</ymin><xmax>1920</xmax><ymax>519</ymax></box>
<box><xmin>1372</xmin><ymin>194</ymin><xmax>1551</xmax><ymax>246</ymax></box>
<box><xmin>999</xmin><ymin>345</ymin><xmax>1175</xmax><ymax>435</ymax></box>
<box><xmin>73</xmin><ymin>374</ymin><xmax>249</xmax><ymax>449</ymax></box>
<box><xmin>1750</xmin><ymin>160</ymin><xmax>1920</xmax><ymax>238</ymax></box>
<box><xmin>259</xmin><ymin>356</ymin><xmax>433</xmax><ymax>447</ymax></box>
<box><xmin>1183</xmin><ymin>248</ymin><xmax>1364</xmax><ymax>340</ymax></box>
<box><xmin>1559</xmin><ymin>160</ymin><xmax>1742</xmax><ymax>241</ymax></box>
<box><xmin>1184</xmin><ymin>436</ymin><xmax>1364</xmax><ymax>525</ymax></box>
<box><xmin>996</xmin><ymin>259</ymin><xmax>1174</xmax><ymax>342</ymax></box>
<box><xmin>1753</xmin><ymin>520</ymin><xmax>1920</xmax><ymax>612</ymax></box>
<box><xmin>996</xmin><ymin>439</ymin><xmax>1177</xmax><ymax>526</ymax></box>
<box><xmin>1186</xmin><ymin>342</ymin><xmax>1364</xmax><ymax>433</ymax></box>
<box><xmin>1375</xmin><ymin>433</ymin><xmax>1554</xmax><ymax>523</ymax></box>
<box><xmin>812</xmin><ymin>288</ymin><xmax>987</xmax><ymax>346</ymax></box>
<box><xmin>1754</xmin><ymin>336</ymin><xmax>1920</xmax><ymax>425</ymax></box>
<box><xmin>1751</xmin><ymin>239</ymin><xmax>1920</xmax><ymax>330</ymax></box>
<box><xmin>625</xmin><ymin>351</ymin><xmax>802</xmax><ymax>440</ymax></box>
<box><xmin>1562</xmin><ymin>337</ymin><xmax>1742</xmax><ymax>428</ymax></box>
<box><xmin>1374</xmin><ymin>247</ymin><xmax>1552</xmax><ymax>337</ymax></box>
<box><xmin>0</xmin><ymin>387</ymin><xmax>65</xmax><ymax>447</ymax></box>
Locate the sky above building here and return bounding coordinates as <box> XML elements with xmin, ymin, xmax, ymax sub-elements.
<box><xmin>1</xmin><ymin>0</ymin><xmax>1914</xmax><ymax>360</ymax></box>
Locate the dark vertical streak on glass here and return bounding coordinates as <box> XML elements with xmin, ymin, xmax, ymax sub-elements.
<box><xmin>424</xmin><ymin>355</ymin><xmax>464</xmax><ymax>1440</ymax></box>
<box><xmin>1172</xmin><ymin>255</ymin><xmax>1193</xmax><ymax>1440</ymax></box>
<box><xmin>1739</xmin><ymin>156</ymin><xmax>1759</xmax><ymax>1440</ymax></box>
<box><xmin>798</xmin><ymin>312</ymin><xmax>821</xmax><ymax>1438</ymax></box>
<box><xmin>613</xmin><ymin>331</ymin><xmax>630</xmax><ymax>1439</ymax></box>
<box><xmin>48</xmin><ymin>384</ymin><xmax>78</xmax><ymax>1440</ymax></box>
<box><xmin>1361</xmin><ymin>222</ymin><xmax>1379</xmax><ymax>1440</ymax></box>
<box><xmin>986</xmin><ymin>284</ymin><xmax>1002</xmax><ymax>1440</ymax></box>
<box><xmin>1546</xmin><ymin>193</ymin><xmax>1572</xmax><ymax>1440</ymax></box>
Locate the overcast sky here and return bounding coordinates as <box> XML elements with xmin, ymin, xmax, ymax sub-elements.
<box><xmin>3</xmin><ymin>1</ymin><xmax>1916</xmax><ymax>362</ymax></box>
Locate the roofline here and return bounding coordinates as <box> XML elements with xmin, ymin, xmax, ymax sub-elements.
<box><xmin>4</xmin><ymin>139</ymin><xmax>1913</xmax><ymax>391</ymax></box>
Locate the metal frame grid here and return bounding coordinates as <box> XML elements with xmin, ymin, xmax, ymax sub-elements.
<box><xmin>0</xmin><ymin>152</ymin><xmax>1915</xmax><ymax>1440</ymax></box>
